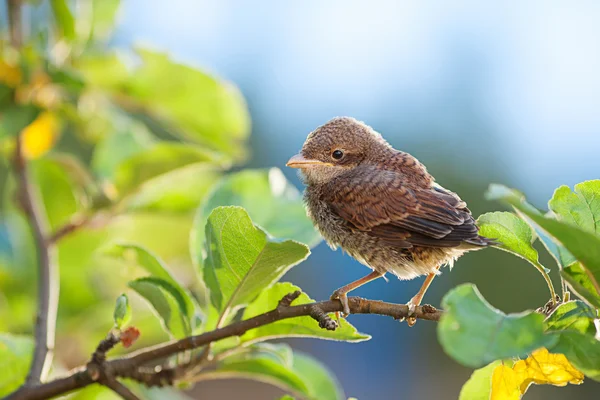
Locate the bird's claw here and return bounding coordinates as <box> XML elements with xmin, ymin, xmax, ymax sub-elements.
<box><xmin>406</xmin><ymin>300</ymin><xmax>418</xmax><ymax>327</ymax></box>
<box><xmin>330</xmin><ymin>290</ymin><xmax>351</xmax><ymax>318</ymax></box>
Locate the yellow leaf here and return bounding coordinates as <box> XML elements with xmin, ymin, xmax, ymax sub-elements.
<box><xmin>513</xmin><ymin>348</ymin><xmax>584</xmax><ymax>393</ymax></box>
<box><xmin>491</xmin><ymin>364</ymin><xmax>521</xmax><ymax>400</ymax></box>
<box><xmin>490</xmin><ymin>348</ymin><xmax>584</xmax><ymax>400</ymax></box>
<box><xmin>20</xmin><ymin>112</ymin><xmax>60</xmax><ymax>159</ymax></box>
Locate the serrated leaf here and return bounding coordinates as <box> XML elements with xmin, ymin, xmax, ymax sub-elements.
<box><xmin>241</xmin><ymin>282</ymin><xmax>369</xmax><ymax>344</ymax></box>
<box><xmin>204</xmin><ymin>206</ymin><xmax>310</xmax><ymax>325</ymax></box>
<box><xmin>104</xmin><ymin>244</ymin><xmax>198</xmax><ymax>329</ymax></box>
<box><xmin>459</xmin><ymin>361</ymin><xmax>503</xmax><ymax>400</ymax></box>
<box><xmin>477</xmin><ymin>211</ymin><xmax>545</xmax><ymax>271</ymax></box>
<box><xmin>128</xmin><ymin>277</ymin><xmax>191</xmax><ymax>338</ymax></box>
<box><xmin>549</xmin><ymin>180</ymin><xmax>600</xmax><ymax>236</ymax></box>
<box><xmin>0</xmin><ymin>334</ymin><xmax>33</xmax><ymax>397</ymax></box>
<box><xmin>113</xmin><ymin>293</ymin><xmax>131</xmax><ymax>328</ymax></box>
<box><xmin>438</xmin><ymin>284</ymin><xmax>557</xmax><ymax>368</ymax></box>
<box><xmin>545</xmin><ymin>300</ymin><xmax>598</xmax><ymax>335</ymax></box>
<box><xmin>487</xmin><ymin>184</ymin><xmax>600</xmax><ymax>302</ymax></box>
<box><xmin>114</xmin><ymin>142</ymin><xmax>223</xmax><ymax>196</ymax></box>
<box><xmin>191</xmin><ymin>168</ymin><xmax>320</xmax><ymax>273</ymax></box>
<box><xmin>211</xmin><ymin>344</ymin><xmax>343</xmax><ymax>400</ymax></box>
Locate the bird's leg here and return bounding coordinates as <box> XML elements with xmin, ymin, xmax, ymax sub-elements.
<box><xmin>330</xmin><ymin>270</ymin><xmax>384</xmax><ymax>317</ymax></box>
<box><xmin>406</xmin><ymin>266</ymin><xmax>440</xmax><ymax>327</ymax></box>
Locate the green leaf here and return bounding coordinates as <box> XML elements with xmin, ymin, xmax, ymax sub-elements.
<box><xmin>438</xmin><ymin>284</ymin><xmax>557</xmax><ymax>368</ymax></box>
<box><xmin>128</xmin><ymin>277</ymin><xmax>191</xmax><ymax>338</ymax></box>
<box><xmin>291</xmin><ymin>351</ymin><xmax>344</xmax><ymax>400</ymax></box>
<box><xmin>487</xmin><ymin>184</ymin><xmax>600</xmax><ymax>300</ymax></box>
<box><xmin>0</xmin><ymin>334</ymin><xmax>33</xmax><ymax>397</ymax></box>
<box><xmin>549</xmin><ymin>180</ymin><xmax>600</xmax><ymax>235</ymax></box>
<box><xmin>562</xmin><ymin>264</ymin><xmax>600</xmax><ymax>309</ymax></box>
<box><xmin>0</xmin><ymin>105</ymin><xmax>41</xmax><ymax>138</ymax></box>
<box><xmin>50</xmin><ymin>0</ymin><xmax>76</xmax><ymax>41</ymax></box>
<box><xmin>545</xmin><ymin>300</ymin><xmax>598</xmax><ymax>335</ymax></box>
<box><xmin>91</xmin><ymin>121</ymin><xmax>155</xmax><ymax>181</ymax></box>
<box><xmin>191</xmin><ymin>168</ymin><xmax>321</xmax><ymax>271</ymax></box>
<box><xmin>124</xmin><ymin>164</ymin><xmax>222</xmax><ymax>213</ymax></box>
<box><xmin>212</xmin><ymin>344</ymin><xmax>343</xmax><ymax>400</ymax></box>
<box><xmin>103</xmin><ymin>244</ymin><xmax>198</xmax><ymax>329</ymax></box>
<box><xmin>477</xmin><ymin>211</ymin><xmax>545</xmax><ymax>270</ymax></box>
<box><xmin>89</xmin><ymin>0</ymin><xmax>121</xmax><ymax>42</ymax></box>
<box><xmin>124</xmin><ymin>49</ymin><xmax>250</xmax><ymax>160</ymax></box>
<box><xmin>114</xmin><ymin>142</ymin><xmax>223</xmax><ymax>196</ymax></box>
<box><xmin>76</xmin><ymin>53</ymin><xmax>129</xmax><ymax>89</ymax></box>
<box><xmin>204</xmin><ymin>206</ymin><xmax>310</xmax><ymax>325</ymax></box>
<box><xmin>549</xmin><ymin>331</ymin><xmax>600</xmax><ymax>381</ymax></box>
<box><xmin>458</xmin><ymin>361</ymin><xmax>503</xmax><ymax>400</ymax></box>
<box><xmin>113</xmin><ymin>293</ymin><xmax>131</xmax><ymax>328</ymax></box>
<box><xmin>241</xmin><ymin>282</ymin><xmax>369</xmax><ymax>344</ymax></box>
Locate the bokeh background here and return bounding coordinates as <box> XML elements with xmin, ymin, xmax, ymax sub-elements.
<box><xmin>3</xmin><ymin>1</ymin><xmax>600</xmax><ymax>399</ymax></box>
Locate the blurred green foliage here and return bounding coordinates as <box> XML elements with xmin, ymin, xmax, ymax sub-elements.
<box><xmin>1</xmin><ymin>2</ymin><xmax>600</xmax><ymax>400</ymax></box>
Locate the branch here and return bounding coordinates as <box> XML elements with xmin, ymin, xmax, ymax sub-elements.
<box><xmin>102</xmin><ymin>378</ymin><xmax>141</xmax><ymax>400</ymax></box>
<box><xmin>14</xmin><ymin>133</ymin><xmax>59</xmax><ymax>387</ymax></box>
<box><xmin>6</xmin><ymin>296</ymin><xmax>441</xmax><ymax>400</ymax></box>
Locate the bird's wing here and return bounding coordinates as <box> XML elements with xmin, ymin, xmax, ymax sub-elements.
<box><xmin>323</xmin><ymin>166</ymin><xmax>483</xmax><ymax>248</ymax></box>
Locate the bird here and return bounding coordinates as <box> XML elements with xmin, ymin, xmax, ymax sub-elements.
<box><xmin>286</xmin><ymin>116</ymin><xmax>494</xmax><ymax>326</ymax></box>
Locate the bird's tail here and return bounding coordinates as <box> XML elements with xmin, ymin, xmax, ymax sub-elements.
<box><xmin>464</xmin><ymin>235</ymin><xmax>499</xmax><ymax>247</ymax></box>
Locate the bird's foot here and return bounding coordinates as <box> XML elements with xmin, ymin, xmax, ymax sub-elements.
<box><xmin>330</xmin><ymin>289</ymin><xmax>351</xmax><ymax>319</ymax></box>
<box><xmin>406</xmin><ymin>296</ymin><xmax>419</xmax><ymax>327</ymax></box>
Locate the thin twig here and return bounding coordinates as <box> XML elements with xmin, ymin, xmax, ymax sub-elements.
<box><xmin>46</xmin><ymin>214</ymin><xmax>92</xmax><ymax>244</ymax></box>
<box><xmin>6</xmin><ymin>296</ymin><xmax>441</xmax><ymax>400</ymax></box>
<box><xmin>102</xmin><ymin>377</ymin><xmax>141</xmax><ymax>400</ymax></box>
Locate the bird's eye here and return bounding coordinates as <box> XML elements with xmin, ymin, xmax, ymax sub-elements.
<box><xmin>331</xmin><ymin>150</ymin><xmax>344</xmax><ymax>160</ymax></box>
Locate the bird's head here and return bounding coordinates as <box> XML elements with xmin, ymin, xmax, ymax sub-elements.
<box><xmin>287</xmin><ymin>117</ymin><xmax>392</xmax><ymax>184</ymax></box>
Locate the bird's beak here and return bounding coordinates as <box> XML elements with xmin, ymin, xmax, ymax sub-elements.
<box><xmin>286</xmin><ymin>153</ymin><xmax>329</xmax><ymax>168</ymax></box>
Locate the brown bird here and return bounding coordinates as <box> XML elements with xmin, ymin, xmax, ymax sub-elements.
<box><xmin>286</xmin><ymin>117</ymin><xmax>493</xmax><ymax>326</ymax></box>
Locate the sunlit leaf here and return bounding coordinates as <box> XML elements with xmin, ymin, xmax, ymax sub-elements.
<box><xmin>89</xmin><ymin>0</ymin><xmax>121</xmax><ymax>42</ymax></box>
<box><xmin>0</xmin><ymin>60</ymin><xmax>21</xmax><ymax>87</ymax></box>
<box><xmin>113</xmin><ymin>293</ymin><xmax>131</xmax><ymax>329</ymax></box>
<box><xmin>477</xmin><ymin>211</ymin><xmax>547</xmax><ymax>273</ymax></box>
<box><xmin>438</xmin><ymin>284</ymin><xmax>557</xmax><ymax>368</ymax></box>
<box><xmin>241</xmin><ymin>282</ymin><xmax>369</xmax><ymax>344</ymax></box>
<box><xmin>76</xmin><ymin>53</ymin><xmax>129</xmax><ymax>89</ymax></box>
<box><xmin>291</xmin><ymin>351</ymin><xmax>344</xmax><ymax>400</ymax></box>
<box><xmin>549</xmin><ymin>180</ymin><xmax>600</xmax><ymax>236</ymax></box>
<box><xmin>545</xmin><ymin>300</ymin><xmax>598</xmax><ymax>336</ymax></box>
<box><xmin>0</xmin><ymin>333</ymin><xmax>33</xmax><ymax>397</ymax></box>
<box><xmin>203</xmin><ymin>206</ymin><xmax>310</xmax><ymax>325</ymax></box>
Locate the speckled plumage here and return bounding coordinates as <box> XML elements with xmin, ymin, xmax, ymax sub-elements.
<box><xmin>290</xmin><ymin>116</ymin><xmax>493</xmax><ymax>282</ymax></box>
